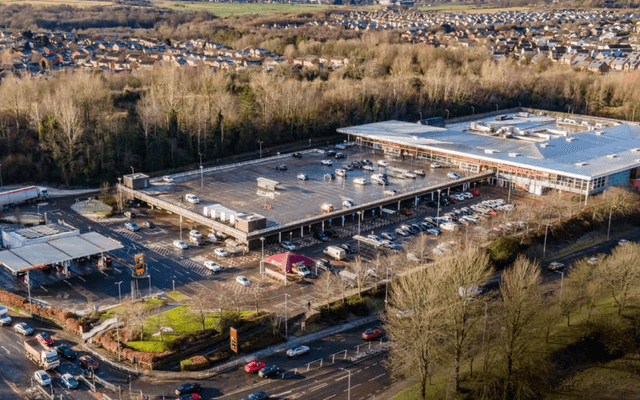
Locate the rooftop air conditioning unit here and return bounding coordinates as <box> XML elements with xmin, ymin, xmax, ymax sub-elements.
<box><xmin>632</xmin><ymin>148</ymin><xmax>640</xmax><ymax>152</ymax></box>
<box><xmin>566</xmin><ymin>137</ymin><xmax>576</xmax><ymax>142</ymax></box>
<box><xmin>484</xmin><ymin>149</ymin><xmax>499</xmax><ymax>154</ymax></box>
<box><xmin>595</xmin><ymin>131</ymin><xmax>604</xmax><ymax>135</ymax></box>
<box><xmin>606</xmin><ymin>154</ymin><xmax>618</xmax><ymax>159</ymax></box>
<box><xmin>508</xmin><ymin>152</ymin><xmax>520</xmax><ymax>157</ymax></box>
<box><xmin>540</xmin><ymin>143</ymin><xmax>550</xmax><ymax>148</ymax></box>
<box><xmin>575</xmin><ymin>162</ymin><xmax>588</xmax><ymax>167</ymax></box>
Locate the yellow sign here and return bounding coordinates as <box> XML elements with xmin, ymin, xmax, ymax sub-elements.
<box><xmin>134</xmin><ymin>253</ymin><xmax>145</xmax><ymax>276</ymax></box>
<box><xmin>230</xmin><ymin>327</ymin><xmax>238</xmax><ymax>353</ymax></box>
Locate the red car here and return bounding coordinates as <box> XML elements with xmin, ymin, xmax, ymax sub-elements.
<box><xmin>362</xmin><ymin>328</ymin><xmax>383</xmax><ymax>340</ymax></box>
<box><xmin>79</xmin><ymin>355</ymin><xmax>99</xmax><ymax>370</ymax></box>
<box><xmin>35</xmin><ymin>332</ymin><xmax>54</xmax><ymax>347</ymax></box>
<box><xmin>244</xmin><ymin>360</ymin><xmax>266</xmax><ymax>373</ymax></box>
<box><xmin>175</xmin><ymin>394</ymin><xmax>200</xmax><ymax>400</ymax></box>
<box><xmin>400</xmin><ymin>209</ymin><xmax>412</xmax><ymax>216</ymax></box>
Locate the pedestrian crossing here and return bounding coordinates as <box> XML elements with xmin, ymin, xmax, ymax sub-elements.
<box><xmin>95</xmin><ymin>219</ymin><xmax>114</xmax><ymax>226</ymax></box>
<box><xmin>147</xmin><ymin>243</ymin><xmax>173</xmax><ymax>257</ymax></box>
<box><xmin>178</xmin><ymin>258</ymin><xmax>211</xmax><ymax>277</ymax></box>
<box><xmin>221</xmin><ymin>280</ymin><xmax>260</xmax><ymax>295</ymax></box>
<box><xmin>114</xmin><ymin>228</ymin><xmax>142</xmax><ymax>241</ymax></box>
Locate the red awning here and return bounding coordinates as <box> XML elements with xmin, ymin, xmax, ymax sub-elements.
<box><xmin>262</xmin><ymin>252</ymin><xmax>315</xmax><ymax>273</ymax></box>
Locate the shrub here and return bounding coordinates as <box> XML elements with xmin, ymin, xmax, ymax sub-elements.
<box><xmin>180</xmin><ymin>355</ymin><xmax>209</xmax><ymax>371</ymax></box>
<box><xmin>486</xmin><ymin>236</ymin><xmax>520</xmax><ymax>267</ymax></box>
<box><xmin>207</xmin><ymin>350</ymin><xmax>231</xmax><ymax>364</ymax></box>
<box><xmin>346</xmin><ymin>296</ymin><xmax>369</xmax><ymax>316</ymax></box>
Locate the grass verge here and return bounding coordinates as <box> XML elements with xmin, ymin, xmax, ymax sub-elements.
<box><xmin>166</xmin><ymin>291</ymin><xmax>188</xmax><ymax>302</ymax></box>
<box><xmin>156</xmin><ymin>1</ymin><xmax>331</xmax><ymax>17</ymax></box>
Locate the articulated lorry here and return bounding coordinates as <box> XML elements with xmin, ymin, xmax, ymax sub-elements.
<box><xmin>24</xmin><ymin>338</ymin><xmax>60</xmax><ymax>370</ymax></box>
<box><xmin>0</xmin><ymin>186</ymin><xmax>48</xmax><ymax>211</ymax></box>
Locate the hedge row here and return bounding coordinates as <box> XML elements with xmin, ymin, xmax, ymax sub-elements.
<box><xmin>0</xmin><ymin>288</ymin><xmax>83</xmax><ymax>335</ymax></box>
<box><xmin>180</xmin><ymin>355</ymin><xmax>209</xmax><ymax>371</ymax></box>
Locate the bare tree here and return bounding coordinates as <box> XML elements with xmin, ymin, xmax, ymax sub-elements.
<box><xmin>598</xmin><ymin>243</ymin><xmax>640</xmax><ymax>316</ymax></box>
<box><xmin>351</xmin><ymin>256</ymin><xmax>370</xmax><ymax>297</ymax></box>
<box><xmin>191</xmin><ymin>288</ymin><xmax>214</xmax><ymax>331</ymax></box>
<box><xmin>319</xmin><ymin>272</ymin><xmax>336</xmax><ymax>305</ymax></box>
<box><xmin>496</xmin><ymin>256</ymin><xmax>542</xmax><ymax>400</ymax></box>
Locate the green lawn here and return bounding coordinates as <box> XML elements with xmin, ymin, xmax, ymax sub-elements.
<box><xmin>166</xmin><ymin>291</ymin><xmax>188</xmax><ymax>302</ymax></box>
<box><xmin>157</xmin><ymin>0</ymin><xmax>332</xmax><ymax>17</ymax></box>
<box><xmin>126</xmin><ymin>341</ymin><xmax>171</xmax><ymax>353</ymax></box>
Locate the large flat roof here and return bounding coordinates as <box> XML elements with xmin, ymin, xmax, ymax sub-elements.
<box><xmin>338</xmin><ymin>112</ymin><xmax>640</xmax><ymax>180</ymax></box>
<box><xmin>0</xmin><ymin>231</ymin><xmax>123</xmax><ymax>273</ymax></box>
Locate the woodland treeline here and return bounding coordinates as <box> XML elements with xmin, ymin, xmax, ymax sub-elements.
<box><xmin>1</xmin><ymin>30</ymin><xmax>640</xmax><ymax>186</ymax></box>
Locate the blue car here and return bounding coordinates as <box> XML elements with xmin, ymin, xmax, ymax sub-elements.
<box><xmin>61</xmin><ymin>373</ymin><xmax>79</xmax><ymax>389</ymax></box>
<box><xmin>243</xmin><ymin>392</ymin><xmax>269</xmax><ymax>400</ymax></box>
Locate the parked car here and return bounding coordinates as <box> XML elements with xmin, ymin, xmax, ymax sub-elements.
<box><xmin>377</xmin><ymin>160</ymin><xmax>389</xmax><ymax>167</ymax></box>
<box><xmin>340</xmin><ymin>243</ymin><xmax>357</xmax><ymax>254</ymax></box>
<box><xmin>321</xmin><ymin>159</ymin><xmax>333</xmax><ymax>166</ymax></box>
<box><xmin>430</xmin><ymin>162</ymin><xmax>442</xmax><ymax>168</ymax></box>
<box><xmin>547</xmin><ymin>262</ymin><xmax>565</xmax><ymax>271</ymax></box>
<box><xmin>55</xmin><ymin>344</ymin><xmax>77</xmax><ymax>360</ymax></box>
<box><xmin>316</xmin><ymin>259</ymin><xmax>334</xmax><ymax>272</ymax></box>
<box><xmin>587</xmin><ymin>256</ymin><xmax>599</xmax><ymax>265</ymax></box>
<box><xmin>297</xmin><ymin>173</ymin><xmax>309</xmax><ymax>181</ymax></box>
<box><xmin>376</xmin><ymin>178</ymin><xmax>389</xmax><ymax>186</ymax></box>
<box><xmin>173</xmin><ymin>240</ymin><xmax>188</xmax><ymax>250</ymax></box>
<box><xmin>204</xmin><ymin>261</ymin><xmax>223</xmax><ymax>273</ymax></box>
<box><xmin>243</xmin><ymin>392</ymin><xmax>269</xmax><ymax>400</ymax></box>
<box><xmin>241</xmin><ymin>360</ymin><xmax>265</xmax><ymax>375</ymax></box>
<box><xmin>324</xmin><ymin>228</ymin><xmax>338</xmax><ymax>238</ymax></box>
<box><xmin>280</xmin><ymin>240</ymin><xmax>297</xmax><ymax>251</ymax></box>
<box><xmin>395</xmin><ymin>228</ymin><xmax>410</xmax><ymax>237</ymax></box>
<box><xmin>14</xmin><ymin>322</ymin><xmax>33</xmax><ymax>336</ymax></box>
<box><xmin>286</xmin><ymin>345</ymin><xmax>310</xmax><ymax>358</ymax></box>
<box><xmin>619</xmin><ymin>239</ymin><xmax>631</xmax><ymax>246</ymax></box>
<box><xmin>236</xmin><ymin>276</ymin><xmax>251</xmax><ymax>286</ymax></box>
<box><xmin>364</xmin><ymin>164</ymin><xmax>375</xmax><ymax>171</ymax></box>
<box><xmin>380</xmin><ymin>232</ymin><xmax>396</xmax><ymax>241</ymax></box>
<box><xmin>175</xmin><ymin>383</ymin><xmax>202</xmax><ymax>396</ymax></box>
<box><xmin>36</xmin><ymin>332</ymin><xmax>54</xmax><ymax>347</ymax></box>
<box><xmin>258</xmin><ymin>365</ymin><xmax>282</xmax><ymax>379</ymax></box>
<box><xmin>79</xmin><ymin>355</ymin><xmax>98</xmax><ymax>370</ymax></box>
<box><xmin>313</xmin><ymin>231</ymin><xmax>329</xmax><ymax>242</ymax></box>
<box><xmin>60</xmin><ymin>373</ymin><xmax>79</xmax><ymax>389</ymax></box>
<box><xmin>275</xmin><ymin>164</ymin><xmax>288</xmax><ymax>171</ymax></box>
<box><xmin>292</xmin><ymin>152</ymin><xmax>302</xmax><ymax>159</ymax></box>
<box><xmin>124</xmin><ymin>211</ymin><xmax>136</xmax><ymax>219</ymax></box>
<box><xmin>141</xmin><ymin>220</ymin><xmax>155</xmax><ymax>229</ymax></box>
<box><xmin>326</xmin><ymin>150</ymin><xmax>336</xmax><ymax>156</ymax></box>
<box><xmin>213</xmin><ymin>248</ymin><xmax>228</xmax><ymax>257</ymax></box>
<box><xmin>400</xmin><ymin>209</ymin><xmax>412</xmax><ymax>216</ymax></box>
<box><xmin>367</xmin><ymin>234</ymin><xmax>381</xmax><ymax>242</ymax></box>
<box><xmin>427</xmin><ymin>228</ymin><xmax>442</xmax><ymax>235</ymax></box>
<box><xmin>321</xmin><ymin>203</ymin><xmax>334</xmax><ymax>213</ymax></box>
<box><xmin>185</xmin><ymin>194</ymin><xmax>200</xmax><ymax>204</ymax></box>
<box><xmin>335</xmin><ymin>152</ymin><xmax>346</xmax><ymax>159</ymax></box>
<box><xmin>176</xmin><ymin>395</ymin><xmax>201</xmax><ymax>400</ymax></box>
<box><xmin>34</xmin><ymin>370</ymin><xmax>52</xmax><ymax>386</ymax></box>
<box><xmin>162</xmin><ymin>176</ymin><xmax>175</xmax><ymax>183</ymax></box>
<box><xmin>384</xmin><ymin>189</ymin><xmax>398</xmax><ymax>196</ymax></box>
<box><xmin>414</xmin><ymin>169</ymin><xmax>426</xmax><ymax>176</ymax></box>
<box><xmin>362</xmin><ymin>328</ymin><xmax>383</xmax><ymax>340</ymax></box>
<box><xmin>189</xmin><ymin>229</ymin><xmax>202</xmax><ymax>239</ymax></box>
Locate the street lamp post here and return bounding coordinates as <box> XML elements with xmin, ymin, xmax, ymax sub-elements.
<box><xmin>130</xmin><ymin>166</ymin><xmax>134</xmax><ymax>175</ymax></box>
<box><xmin>340</xmin><ymin>368</ymin><xmax>352</xmax><ymax>400</ymax></box>
<box><xmin>445</xmin><ymin>109</ymin><xmax>450</xmax><ymax>120</ymax></box>
<box><xmin>385</xmin><ymin>267</ymin><xmax>391</xmax><ymax>305</ymax></box>
<box><xmin>507</xmin><ymin>175</ymin><xmax>512</xmax><ymax>203</ymax></box>
<box><xmin>554</xmin><ymin>270</ymin><xmax>565</xmax><ymax>303</ymax></box>
<box><xmin>148</xmin><ymin>275</ymin><xmax>152</xmax><ymax>297</ymax></box>
<box><xmin>260</xmin><ymin>237</ymin><xmax>265</xmax><ymax>284</ymax></box>
<box><xmin>115</xmin><ymin>281</ymin><xmax>123</xmax><ymax>304</ymax></box>
<box><xmin>543</xmin><ymin>224</ymin><xmax>549</xmax><ymax>258</ymax></box>
<box><xmin>436</xmin><ymin>190</ymin><xmax>442</xmax><ymax>229</ymax></box>
<box><xmin>199</xmin><ymin>153</ymin><xmax>204</xmax><ymax>188</ymax></box>
<box><xmin>607</xmin><ymin>206</ymin><xmax>613</xmax><ymax>240</ymax></box>
<box><xmin>258</xmin><ymin>140</ymin><xmax>264</xmax><ymax>159</ymax></box>
<box><xmin>471</xmin><ymin>106</ymin><xmax>475</xmax><ymax>115</ymax></box>
<box><xmin>172</xmin><ymin>278</ymin><xmax>175</xmax><ymax>293</ymax></box>
<box><xmin>357</xmin><ymin>211</ymin><xmax>362</xmax><ymax>252</ymax></box>
<box><xmin>284</xmin><ymin>293</ymin><xmax>290</xmax><ymax>340</ymax></box>
<box><xmin>115</xmin><ymin>312</ymin><xmax>122</xmax><ymax>361</ymax></box>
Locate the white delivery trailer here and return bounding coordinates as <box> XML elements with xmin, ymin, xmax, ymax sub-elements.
<box><xmin>0</xmin><ymin>186</ymin><xmax>48</xmax><ymax>211</ymax></box>
<box><xmin>323</xmin><ymin>246</ymin><xmax>347</xmax><ymax>260</ymax></box>
<box><xmin>0</xmin><ymin>305</ymin><xmax>11</xmax><ymax>326</ymax></box>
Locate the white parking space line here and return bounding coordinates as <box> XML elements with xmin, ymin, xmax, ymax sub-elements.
<box><xmin>77</xmin><ymin>276</ymin><xmax>86</xmax><ymax>283</ymax></box>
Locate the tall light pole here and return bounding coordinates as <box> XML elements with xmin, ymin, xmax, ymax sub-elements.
<box><xmin>340</xmin><ymin>368</ymin><xmax>352</xmax><ymax>400</ymax></box>
<box><xmin>471</xmin><ymin>106</ymin><xmax>475</xmax><ymax>115</ymax></box>
<box><xmin>357</xmin><ymin>211</ymin><xmax>362</xmax><ymax>252</ymax></box>
<box><xmin>385</xmin><ymin>267</ymin><xmax>391</xmax><ymax>306</ymax></box>
<box><xmin>260</xmin><ymin>237</ymin><xmax>265</xmax><ymax>284</ymax></box>
<box><xmin>445</xmin><ymin>109</ymin><xmax>450</xmax><ymax>120</ymax></box>
<box><xmin>436</xmin><ymin>189</ymin><xmax>442</xmax><ymax>229</ymax></box>
<box><xmin>607</xmin><ymin>205</ymin><xmax>613</xmax><ymax>240</ymax></box>
<box><xmin>554</xmin><ymin>270</ymin><xmax>564</xmax><ymax>303</ymax></box>
<box><xmin>507</xmin><ymin>175</ymin><xmax>512</xmax><ymax>203</ymax></box>
<box><xmin>26</xmin><ymin>271</ymin><xmax>32</xmax><ymax>316</ymax></box>
<box><xmin>148</xmin><ymin>274</ymin><xmax>152</xmax><ymax>297</ymax></box>
<box><xmin>284</xmin><ymin>293</ymin><xmax>290</xmax><ymax>340</ymax></box>
<box><xmin>258</xmin><ymin>140</ymin><xmax>264</xmax><ymax>159</ymax></box>
<box><xmin>543</xmin><ymin>224</ymin><xmax>549</xmax><ymax>258</ymax></box>
<box><xmin>130</xmin><ymin>166</ymin><xmax>134</xmax><ymax>175</ymax></box>
<box><xmin>172</xmin><ymin>278</ymin><xmax>175</xmax><ymax>293</ymax></box>
<box><xmin>199</xmin><ymin>153</ymin><xmax>204</xmax><ymax>188</ymax></box>
<box><xmin>0</xmin><ymin>163</ymin><xmax>2</xmax><ymax>187</ymax></box>
<box><xmin>115</xmin><ymin>311</ymin><xmax>121</xmax><ymax>361</ymax></box>
<box><xmin>115</xmin><ymin>281</ymin><xmax>123</xmax><ymax>304</ymax></box>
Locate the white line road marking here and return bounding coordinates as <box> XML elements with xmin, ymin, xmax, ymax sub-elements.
<box><xmin>8</xmin><ymin>343</ymin><xmax>20</xmax><ymax>352</ymax></box>
<box><xmin>1</xmin><ymin>346</ymin><xmax>10</xmax><ymax>354</ymax></box>
<box><xmin>113</xmin><ymin>268</ymin><xmax>122</xmax><ymax>274</ymax></box>
<box><xmin>310</xmin><ymin>383</ymin><xmax>328</xmax><ymax>392</ymax></box>
<box><xmin>151</xmin><ymin>266</ymin><xmax>161</xmax><ymax>273</ymax></box>
<box><xmin>364</xmin><ymin>366</ymin><xmax>370</xmax><ymax>370</ymax></box>
<box><xmin>335</xmin><ymin>375</ymin><xmax>348</xmax><ymax>382</ymax></box>
<box><xmin>77</xmin><ymin>276</ymin><xmax>86</xmax><ymax>282</ymax></box>
<box><xmin>39</xmin><ymin>286</ymin><xmax>48</xmax><ymax>292</ymax></box>
<box><xmin>63</xmin><ymin>280</ymin><xmax>73</xmax><ymax>287</ymax></box>
<box><xmin>368</xmin><ymin>373</ymin><xmax>386</xmax><ymax>382</ymax></box>
<box><xmin>322</xmin><ymin>395</ymin><xmax>336</xmax><ymax>400</ymax></box>
<box><xmin>346</xmin><ymin>383</ymin><xmax>361</xmax><ymax>391</ymax></box>
<box><xmin>273</xmin><ymin>390</ymin><xmax>292</xmax><ymax>397</ymax></box>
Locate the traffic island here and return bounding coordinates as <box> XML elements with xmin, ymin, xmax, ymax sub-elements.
<box><xmin>70</xmin><ymin>197</ymin><xmax>112</xmax><ymax>218</ymax></box>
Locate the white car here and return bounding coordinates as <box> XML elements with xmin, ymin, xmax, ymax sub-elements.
<box><xmin>430</xmin><ymin>163</ymin><xmax>442</xmax><ymax>168</ymax></box>
<box><xmin>414</xmin><ymin>169</ymin><xmax>426</xmax><ymax>176</ymax></box>
<box><xmin>162</xmin><ymin>176</ymin><xmax>174</xmax><ymax>183</ymax></box>
<box><xmin>281</xmin><ymin>241</ymin><xmax>297</xmax><ymax>251</ymax></box>
<box><xmin>447</xmin><ymin>172</ymin><xmax>461</xmax><ymax>180</ymax></box>
<box><xmin>384</xmin><ymin>189</ymin><xmax>399</xmax><ymax>197</ymax></box>
<box><xmin>34</xmin><ymin>370</ymin><xmax>51</xmax><ymax>386</ymax></box>
<box><xmin>214</xmin><ymin>248</ymin><xmax>229</xmax><ymax>257</ymax></box>
<box><xmin>353</xmin><ymin>177</ymin><xmax>366</xmax><ymax>185</ymax></box>
<box><xmin>547</xmin><ymin>261</ymin><xmax>565</xmax><ymax>271</ymax></box>
<box><xmin>342</xmin><ymin>200</ymin><xmax>356</xmax><ymax>208</ymax></box>
<box><xmin>236</xmin><ymin>275</ymin><xmax>251</xmax><ymax>286</ymax></box>
<box><xmin>173</xmin><ymin>240</ymin><xmax>188</xmax><ymax>250</ymax></box>
<box><xmin>404</xmin><ymin>172</ymin><xmax>416</xmax><ymax>179</ymax></box>
<box><xmin>297</xmin><ymin>173</ymin><xmax>309</xmax><ymax>181</ymax></box>
<box><xmin>204</xmin><ymin>261</ymin><xmax>224</xmax><ymax>273</ymax></box>
<box><xmin>363</xmin><ymin>164</ymin><xmax>374</xmax><ymax>171</ymax></box>
<box><xmin>321</xmin><ymin>159</ymin><xmax>333</xmax><ymax>166</ymax></box>
<box><xmin>286</xmin><ymin>345</ymin><xmax>310</xmax><ymax>358</ymax></box>
<box><xmin>377</xmin><ymin>160</ymin><xmax>389</xmax><ymax>167</ymax></box>
<box><xmin>189</xmin><ymin>230</ymin><xmax>202</xmax><ymax>239</ymax></box>
<box><xmin>440</xmin><ymin>222</ymin><xmax>458</xmax><ymax>231</ymax></box>
<box><xmin>185</xmin><ymin>194</ymin><xmax>200</xmax><ymax>204</ymax></box>
<box><xmin>618</xmin><ymin>239</ymin><xmax>631</xmax><ymax>246</ymax></box>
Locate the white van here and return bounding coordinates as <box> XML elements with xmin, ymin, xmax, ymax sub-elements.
<box><xmin>377</xmin><ymin>160</ymin><xmax>389</xmax><ymax>167</ymax></box>
<box><xmin>185</xmin><ymin>194</ymin><xmax>200</xmax><ymax>204</ymax></box>
<box><xmin>0</xmin><ymin>305</ymin><xmax>11</xmax><ymax>326</ymax></box>
<box><xmin>323</xmin><ymin>246</ymin><xmax>346</xmax><ymax>260</ymax></box>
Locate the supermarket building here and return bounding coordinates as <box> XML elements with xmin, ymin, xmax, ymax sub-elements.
<box><xmin>338</xmin><ymin>108</ymin><xmax>640</xmax><ymax>202</ymax></box>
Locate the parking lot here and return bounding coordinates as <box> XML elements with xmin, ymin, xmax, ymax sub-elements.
<box><xmin>146</xmin><ymin>146</ymin><xmax>469</xmax><ymax>227</ymax></box>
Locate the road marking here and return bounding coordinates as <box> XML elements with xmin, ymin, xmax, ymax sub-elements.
<box><xmin>368</xmin><ymin>373</ymin><xmax>386</xmax><ymax>382</ymax></box>
<box><xmin>8</xmin><ymin>343</ymin><xmax>20</xmax><ymax>352</ymax></box>
<box><xmin>335</xmin><ymin>375</ymin><xmax>348</xmax><ymax>381</ymax></box>
<box><xmin>346</xmin><ymin>383</ymin><xmax>361</xmax><ymax>391</ymax></box>
<box><xmin>322</xmin><ymin>395</ymin><xmax>336</xmax><ymax>400</ymax></box>
<box><xmin>364</xmin><ymin>366</ymin><xmax>370</xmax><ymax>370</ymax></box>
<box><xmin>1</xmin><ymin>346</ymin><xmax>10</xmax><ymax>354</ymax></box>
<box><xmin>151</xmin><ymin>266</ymin><xmax>160</xmax><ymax>273</ymax></box>
<box><xmin>113</xmin><ymin>268</ymin><xmax>122</xmax><ymax>274</ymax></box>
<box><xmin>309</xmin><ymin>383</ymin><xmax>328</xmax><ymax>392</ymax></box>
<box><xmin>39</xmin><ymin>285</ymin><xmax>48</xmax><ymax>292</ymax></box>
<box><xmin>273</xmin><ymin>390</ymin><xmax>293</xmax><ymax>397</ymax></box>
<box><xmin>63</xmin><ymin>280</ymin><xmax>73</xmax><ymax>287</ymax></box>
<box><xmin>77</xmin><ymin>276</ymin><xmax>86</xmax><ymax>283</ymax></box>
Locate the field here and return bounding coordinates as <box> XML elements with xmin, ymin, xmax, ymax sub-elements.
<box><xmin>418</xmin><ymin>3</ymin><xmax>532</xmax><ymax>13</ymax></box>
<box><xmin>156</xmin><ymin>0</ymin><xmax>333</xmax><ymax>17</ymax></box>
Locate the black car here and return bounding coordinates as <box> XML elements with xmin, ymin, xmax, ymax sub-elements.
<box><xmin>335</xmin><ymin>152</ymin><xmax>345</xmax><ymax>159</ymax></box>
<box><xmin>292</xmin><ymin>152</ymin><xmax>302</xmax><ymax>159</ymax></box>
<box><xmin>175</xmin><ymin>383</ymin><xmax>201</xmax><ymax>396</ymax></box>
<box><xmin>326</xmin><ymin>150</ymin><xmax>336</xmax><ymax>157</ymax></box>
<box><xmin>275</xmin><ymin>164</ymin><xmax>288</xmax><ymax>171</ymax></box>
<box><xmin>55</xmin><ymin>344</ymin><xmax>77</xmax><ymax>360</ymax></box>
<box><xmin>313</xmin><ymin>231</ymin><xmax>329</xmax><ymax>242</ymax></box>
<box><xmin>258</xmin><ymin>365</ymin><xmax>282</xmax><ymax>379</ymax></box>
<box><xmin>324</xmin><ymin>228</ymin><xmax>338</xmax><ymax>238</ymax></box>
<box><xmin>340</xmin><ymin>243</ymin><xmax>357</xmax><ymax>254</ymax></box>
<box><xmin>316</xmin><ymin>259</ymin><xmax>334</xmax><ymax>272</ymax></box>
<box><xmin>243</xmin><ymin>392</ymin><xmax>269</xmax><ymax>400</ymax></box>
<box><xmin>440</xmin><ymin>198</ymin><xmax>451</xmax><ymax>207</ymax></box>
<box><xmin>142</xmin><ymin>221</ymin><xmax>155</xmax><ymax>229</ymax></box>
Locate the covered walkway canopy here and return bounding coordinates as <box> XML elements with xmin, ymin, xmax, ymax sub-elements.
<box><xmin>263</xmin><ymin>252</ymin><xmax>314</xmax><ymax>273</ymax></box>
<box><xmin>0</xmin><ymin>231</ymin><xmax>123</xmax><ymax>274</ymax></box>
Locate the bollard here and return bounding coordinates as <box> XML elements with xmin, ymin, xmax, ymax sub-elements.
<box><xmin>332</xmin><ymin>354</ymin><xmax>336</xmax><ymax>364</ymax></box>
<box><xmin>369</xmin><ymin>341</ymin><xmax>372</xmax><ymax>351</ymax></box>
